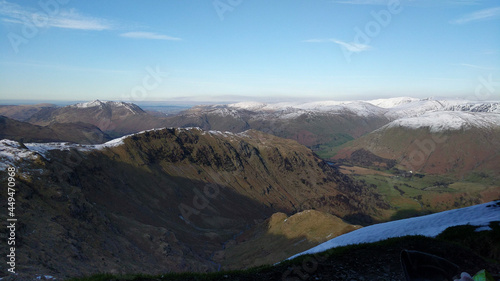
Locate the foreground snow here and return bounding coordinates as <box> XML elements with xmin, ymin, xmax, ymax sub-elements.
<box><xmin>288</xmin><ymin>201</ymin><xmax>500</xmax><ymax>260</ymax></box>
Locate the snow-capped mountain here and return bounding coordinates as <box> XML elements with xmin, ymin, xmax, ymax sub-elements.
<box><xmin>226</xmin><ymin>100</ymin><xmax>387</xmax><ymax>117</ymax></box>
<box><xmin>288</xmin><ymin>201</ymin><xmax>500</xmax><ymax>260</ymax></box>
<box><xmin>69</xmin><ymin>99</ymin><xmax>144</xmax><ymax>114</ymax></box>
<box><xmin>206</xmin><ymin>97</ymin><xmax>500</xmax><ymax>123</ymax></box>
<box><xmin>26</xmin><ymin>99</ymin><xmax>166</xmax><ymax>134</ymax></box>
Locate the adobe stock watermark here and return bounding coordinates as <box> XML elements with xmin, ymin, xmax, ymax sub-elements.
<box><xmin>81</xmin><ymin>117</ymin><xmax>117</xmax><ymax>144</ymax></box>
<box><xmin>6</xmin><ymin>166</ymin><xmax>17</xmax><ymax>274</ymax></box>
<box><xmin>213</xmin><ymin>0</ymin><xmax>243</xmax><ymax>21</ymax></box>
<box><xmin>281</xmin><ymin>252</ymin><xmax>329</xmax><ymax>281</ymax></box>
<box><xmin>474</xmin><ymin>74</ymin><xmax>499</xmax><ymax>101</ymax></box>
<box><xmin>7</xmin><ymin>0</ymin><xmax>71</xmax><ymax>54</ymax></box>
<box><xmin>340</xmin><ymin>0</ymin><xmax>413</xmax><ymax>63</ymax></box>
<box><xmin>122</xmin><ymin>65</ymin><xmax>169</xmax><ymax>103</ymax></box>
<box><xmin>178</xmin><ymin>183</ymin><xmax>220</xmax><ymax>225</ymax></box>
<box><xmin>399</xmin><ymin>133</ymin><xmax>448</xmax><ymax>173</ymax></box>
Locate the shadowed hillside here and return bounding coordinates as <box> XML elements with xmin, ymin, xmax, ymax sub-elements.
<box><xmin>0</xmin><ymin>128</ymin><xmax>385</xmax><ymax>279</ymax></box>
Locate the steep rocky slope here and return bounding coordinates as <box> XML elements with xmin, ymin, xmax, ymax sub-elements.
<box><xmin>0</xmin><ymin>128</ymin><xmax>384</xmax><ymax>279</ymax></box>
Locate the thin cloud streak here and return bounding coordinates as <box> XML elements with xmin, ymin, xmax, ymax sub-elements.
<box><xmin>450</xmin><ymin>6</ymin><xmax>500</xmax><ymax>24</ymax></box>
<box><xmin>454</xmin><ymin>63</ymin><xmax>497</xmax><ymax>71</ymax></box>
<box><xmin>0</xmin><ymin>0</ymin><xmax>113</xmax><ymax>30</ymax></box>
<box><xmin>120</xmin><ymin>32</ymin><xmax>181</xmax><ymax>41</ymax></box>
<box><xmin>0</xmin><ymin>61</ymin><xmax>135</xmax><ymax>74</ymax></box>
<box><xmin>330</xmin><ymin>0</ymin><xmax>480</xmax><ymax>6</ymax></box>
<box><xmin>304</xmin><ymin>38</ymin><xmax>371</xmax><ymax>53</ymax></box>
<box><xmin>329</xmin><ymin>0</ymin><xmax>389</xmax><ymax>4</ymax></box>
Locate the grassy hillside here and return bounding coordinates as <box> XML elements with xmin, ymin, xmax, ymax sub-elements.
<box><xmin>216</xmin><ymin>210</ymin><xmax>361</xmax><ymax>269</ymax></box>
<box><xmin>0</xmin><ymin>116</ymin><xmax>111</xmax><ymax>144</ymax></box>
<box><xmin>332</xmin><ymin>126</ymin><xmax>500</xmax><ymax>178</ymax></box>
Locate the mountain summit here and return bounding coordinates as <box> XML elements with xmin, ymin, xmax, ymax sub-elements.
<box><xmin>27</xmin><ymin>100</ymin><xmax>165</xmax><ymax>136</ymax></box>
<box><xmin>69</xmin><ymin>100</ymin><xmax>144</xmax><ymax>114</ymax></box>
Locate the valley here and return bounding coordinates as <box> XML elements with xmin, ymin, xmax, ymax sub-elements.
<box><xmin>2</xmin><ymin>1</ymin><xmax>499</xmax><ymax>279</ymax></box>
<box><xmin>0</xmin><ymin>97</ymin><xmax>499</xmax><ymax>279</ymax></box>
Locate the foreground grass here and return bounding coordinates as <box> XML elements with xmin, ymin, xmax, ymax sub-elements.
<box><xmin>67</xmin><ymin>266</ymin><xmax>273</xmax><ymax>281</ymax></box>
<box><xmin>67</xmin><ymin>221</ymin><xmax>500</xmax><ymax>281</ymax></box>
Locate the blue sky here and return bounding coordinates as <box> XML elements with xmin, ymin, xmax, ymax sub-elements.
<box><xmin>0</xmin><ymin>0</ymin><xmax>499</xmax><ymax>103</ymax></box>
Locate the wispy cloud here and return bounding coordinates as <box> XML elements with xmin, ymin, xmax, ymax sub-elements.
<box><xmin>330</xmin><ymin>0</ymin><xmax>480</xmax><ymax>6</ymax></box>
<box><xmin>0</xmin><ymin>60</ymin><xmax>134</xmax><ymax>74</ymax></box>
<box><xmin>450</xmin><ymin>6</ymin><xmax>500</xmax><ymax>24</ymax></box>
<box><xmin>332</xmin><ymin>0</ymin><xmax>387</xmax><ymax>5</ymax></box>
<box><xmin>482</xmin><ymin>49</ymin><xmax>498</xmax><ymax>55</ymax></box>
<box><xmin>120</xmin><ymin>32</ymin><xmax>181</xmax><ymax>41</ymax></box>
<box><xmin>446</xmin><ymin>0</ymin><xmax>480</xmax><ymax>5</ymax></box>
<box><xmin>329</xmin><ymin>0</ymin><xmax>389</xmax><ymax>4</ymax></box>
<box><xmin>454</xmin><ymin>63</ymin><xmax>497</xmax><ymax>70</ymax></box>
<box><xmin>0</xmin><ymin>0</ymin><xmax>113</xmax><ymax>30</ymax></box>
<box><xmin>304</xmin><ymin>38</ymin><xmax>371</xmax><ymax>53</ymax></box>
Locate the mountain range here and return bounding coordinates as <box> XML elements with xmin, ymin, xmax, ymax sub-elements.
<box><xmin>0</xmin><ymin>97</ymin><xmax>499</xmax><ymax>279</ymax></box>
<box><xmin>4</xmin><ymin>97</ymin><xmax>499</xmax><ymax>177</ymax></box>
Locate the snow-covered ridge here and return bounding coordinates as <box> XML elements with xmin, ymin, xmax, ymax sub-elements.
<box><xmin>382</xmin><ymin>111</ymin><xmax>500</xmax><ymax>132</ymax></box>
<box><xmin>23</xmin><ymin>128</ymin><xmax>168</xmax><ymax>157</ymax></box>
<box><xmin>446</xmin><ymin>102</ymin><xmax>500</xmax><ymax>113</ymax></box>
<box><xmin>1</xmin><ymin>132</ymin><xmax>140</xmax><ymax>167</ymax></box>
<box><xmin>219</xmin><ymin>98</ymin><xmax>500</xmax><ymax>120</ymax></box>
<box><xmin>0</xmin><ymin>127</ymin><xmax>251</xmax><ymax>168</ymax></box>
<box><xmin>288</xmin><ymin>201</ymin><xmax>500</xmax><ymax>260</ymax></box>
<box><xmin>226</xmin><ymin>100</ymin><xmax>387</xmax><ymax>117</ymax></box>
<box><xmin>365</xmin><ymin>96</ymin><xmax>420</xmax><ymax>108</ymax></box>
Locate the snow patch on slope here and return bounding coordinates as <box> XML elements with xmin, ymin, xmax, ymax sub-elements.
<box><xmin>0</xmin><ymin>140</ymin><xmax>41</xmax><ymax>169</ymax></box>
<box><xmin>288</xmin><ymin>201</ymin><xmax>500</xmax><ymax>260</ymax></box>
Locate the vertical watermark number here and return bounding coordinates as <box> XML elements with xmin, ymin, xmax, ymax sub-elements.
<box><xmin>6</xmin><ymin>166</ymin><xmax>17</xmax><ymax>274</ymax></box>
